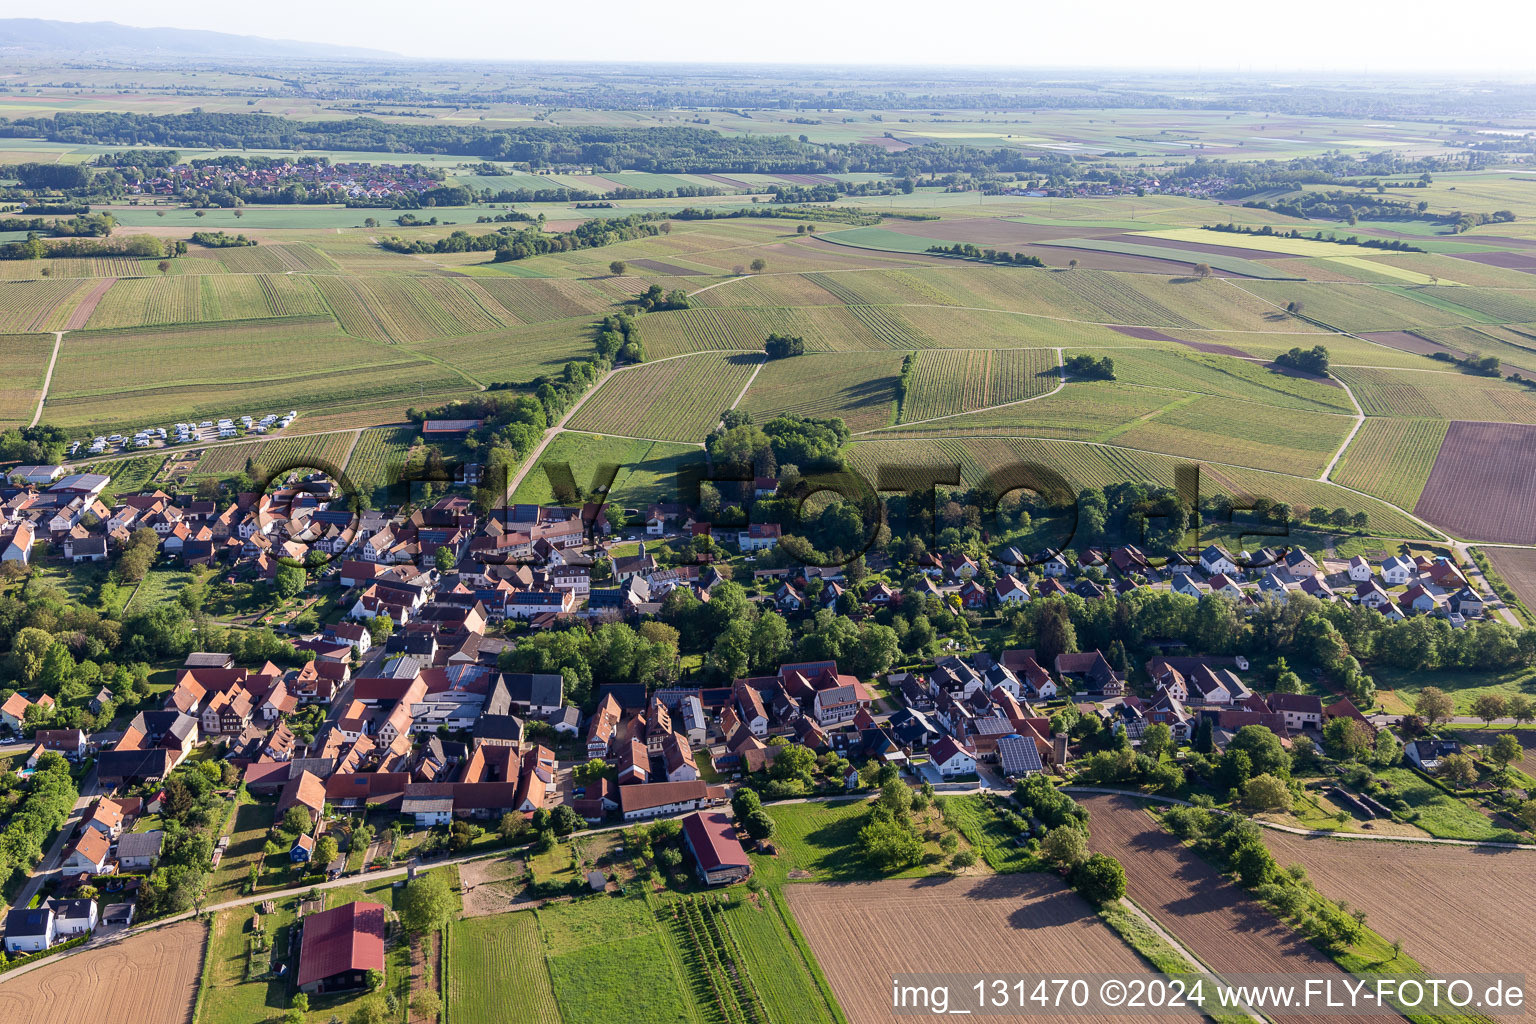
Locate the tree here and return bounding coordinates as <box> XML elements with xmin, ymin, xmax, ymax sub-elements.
<box><xmin>157</xmin><ymin>260</ymin><xmax>171</xmax><ymax>274</ymax></box>
<box><xmin>280</xmin><ymin>805</ymin><xmax>313</xmax><ymax>836</ymax></box>
<box><xmin>349</xmin><ymin>998</ymin><xmax>390</xmax><ymax>1024</ymax></box>
<box><xmin>1141</xmin><ymin>722</ymin><xmax>1173</xmax><ymax>762</ymax></box>
<box><xmin>1415</xmin><ymin>687</ymin><xmax>1454</xmax><ymax>729</ymax></box>
<box><xmin>396</xmin><ymin>871</ymin><xmax>455</xmax><ymax>936</ymax></box>
<box><xmin>1243</xmin><ymin>773</ymin><xmax>1293</xmax><ymax>812</ymax></box>
<box><xmin>1506</xmin><ymin>695</ymin><xmax>1535</xmax><ymax>727</ymax></box>
<box><xmin>1470</xmin><ymin>693</ymin><xmax>1508</xmax><ymax>726</ymax></box>
<box><xmin>1068</xmin><ymin>258</ymin><xmax>1080</xmax><ymax>270</ymax></box>
<box><xmin>572</xmin><ymin>758</ymin><xmax>609</xmax><ymax>787</ymax></box>
<box><xmin>1229</xmin><ymin>725</ymin><xmax>1290</xmax><ymax>777</ymax></box>
<box><xmin>1041</xmin><ymin>825</ymin><xmax>1088</xmax><ymax>867</ymax></box>
<box><xmin>1073</xmin><ymin>854</ymin><xmax>1126</xmax><ymax>905</ymax></box>
<box><xmin>763</xmin><ymin>333</ymin><xmax>806</xmax><ymax>359</ymax></box>
<box><xmin>742</xmin><ymin>808</ymin><xmax>776</xmax><ymax>842</ymax></box>
<box><xmin>1193</xmin><ymin>262</ymin><xmax>1212</xmax><ymax>279</ymax></box>
<box><xmin>859</xmin><ymin>814</ymin><xmax>923</xmax><ymax>869</ymax></box>
<box><xmin>609</xmin><ymin>260</ymin><xmax>627</xmax><ymax>276</ymax></box>
<box><xmin>1322</xmin><ymin>717</ymin><xmax>1372</xmax><ymax>761</ymax></box>
<box><xmin>750</xmin><ymin>258</ymin><xmax>767</xmax><ymax>273</ymax></box>
<box><xmin>273</xmin><ymin>563</ymin><xmax>306</xmax><ymax>600</ymax></box>
<box><xmin>412</xmin><ymin>990</ymin><xmax>443</xmax><ymax>1022</ymax></box>
<box><xmin>313</xmin><ymin>835</ymin><xmax>338</xmax><ymax>867</ymax></box>
<box><xmin>498</xmin><ymin>812</ymin><xmax>529</xmax><ymax>844</ymax></box>
<box><xmin>1518</xmin><ymin>800</ymin><xmax>1536</xmax><ymax>833</ymax></box>
<box><xmin>1491</xmin><ymin>734</ymin><xmax>1522</xmax><ymax>770</ymax></box>
<box><xmin>434</xmin><ymin>546</ymin><xmax>457</xmax><ymax>572</ymax></box>
<box><xmin>1437</xmin><ymin>752</ymin><xmax>1478</xmax><ymax>789</ymax></box>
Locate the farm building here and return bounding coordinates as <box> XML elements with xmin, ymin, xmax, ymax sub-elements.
<box><xmin>297</xmin><ymin>901</ymin><xmax>388</xmax><ymax>995</ymax></box>
<box><xmin>681</xmin><ymin>811</ymin><xmax>752</xmax><ymax>886</ymax></box>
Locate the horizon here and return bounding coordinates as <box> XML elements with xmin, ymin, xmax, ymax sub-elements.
<box><xmin>8</xmin><ymin>6</ymin><xmax>1536</xmax><ymax>76</ymax></box>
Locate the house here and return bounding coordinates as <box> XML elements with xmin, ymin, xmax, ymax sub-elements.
<box><xmin>1381</xmin><ymin>555</ymin><xmax>1415</xmax><ymax>586</ymax></box>
<box><xmin>662</xmin><ymin>734</ymin><xmax>699</xmax><ymax>783</ymax></box>
<box><xmin>1283</xmin><ymin>548</ymin><xmax>1318</xmax><ymax>579</ymax></box>
<box><xmin>2</xmin><ymin>521</ymin><xmax>35</xmax><ymax>564</ymax></box>
<box><xmin>290</xmin><ymin>833</ymin><xmax>316</xmax><ymax>863</ymax></box>
<box><xmin>35</xmin><ymin>728</ymin><xmax>87</xmax><ymax>759</ymax></box>
<box><xmin>959</xmin><ymin>579</ymin><xmax>989</xmax><ymax>610</ymax></box>
<box><xmin>49</xmin><ymin>898</ymin><xmax>97</xmax><ymax>939</ymax></box>
<box><xmin>1200</xmin><ymin>544</ymin><xmax>1238</xmax><ymax>576</ymax></box>
<box><xmin>278</xmin><ymin>770</ymin><xmax>327</xmax><ymax>829</ymax></box>
<box><xmin>325</xmin><ymin>621</ymin><xmax>372</xmax><ymax>655</ymax></box>
<box><xmin>116</xmin><ymin>829</ymin><xmax>165</xmax><ymax>871</ymax></box>
<box><xmin>619</xmin><ymin>780</ymin><xmax>727</xmax><ymax>821</ymax></box>
<box><xmin>737</xmin><ymin>523</ymin><xmax>781</xmax><ymax>552</ymax></box>
<box><xmin>1406</xmin><ymin>738</ymin><xmax>1462</xmax><ymax>772</ymax></box>
<box><xmin>774</xmin><ymin>583</ymin><xmax>804</xmax><ymax>612</ymax></box>
<box><xmin>62</xmin><ymin>827</ymin><xmax>110</xmax><ymax>875</ymax></box>
<box><xmin>1356</xmin><ymin>579</ymin><xmax>1393</xmax><ymax>610</ymax></box>
<box><xmin>1399</xmin><ymin>583</ymin><xmax>1440</xmax><ymax>616</ymax></box>
<box><xmin>64</xmin><ymin>536</ymin><xmax>108</xmax><ymax>563</ymax></box>
<box><xmin>1207</xmin><ymin>573</ymin><xmax>1242</xmax><ymax>599</ymax></box>
<box><xmin>297</xmin><ymin>902</ymin><xmax>388</xmax><ymax>995</ymax></box>
<box><xmin>1036</xmin><ymin>549</ymin><xmax>1069</xmax><ymax>577</ymax></box>
<box><xmin>995</xmin><ymin>574</ymin><xmax>1029</xmax><ymax>605</ymax></box>
<box><xmin>0</xmin><ymin>692</ymin><xmax>31</xmax><ymax>732</ymax></box>
<box><xmin>681</xmin><ymin>811</ymin><xmax>752</xmax><ymax>885</ymax></box>
<box><xmin>1172</xmin><ymin>575</ymin><xmax>1209</xmax><ymax>599</ymax></box>
<box><xmin>82</xmin><ymin>797</ymin><xmax>125</xmax><ymax>838</ymax></box>
<box><xmin>3</xmin><ymin>907</ymin><xmax>55</xmax><ymax>953</ymax></box>
<box><xmin>929</xmin><ymin>736</ymin><xmax>977</xmax><ymax>778</ymax></box>
<box><xmin>813</xmin><ymin>684</ymin><xmax>865</xmax><ymax>726</ymax></box>
<box><xmin>1054</xmin><ymin>650</ymin><xmax>1124</xmax><ymax>696</ymax></box>
<box><xmin>1267</xmin><ymin>693</ymin><xmax>1323</xmax><ymax>732</ymax></box>
<box><xmin>1450</xmin><ymin>587</ymin><xmax>1485</xmax><ymax>618</ymax></box>
<box><xmin>1348</xmin><ymin>555</ymin><xmax>1373</xmax><ymax>582</ymax></box>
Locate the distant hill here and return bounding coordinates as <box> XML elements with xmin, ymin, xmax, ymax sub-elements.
<box><xmin>0</xmin><ymin>18</ymin><xmax>396</xmax><ymax>60</ymax></box>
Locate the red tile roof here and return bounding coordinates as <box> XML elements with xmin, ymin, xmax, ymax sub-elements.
<box><xmin>682</xmin><ymin>811</ymin><xmax>749</xmax><ymax>873</ymax></box>
<box><xmin>297</xmin><ymin>901</ymin><xmax>387</xmax><ymax>989</ymax></box>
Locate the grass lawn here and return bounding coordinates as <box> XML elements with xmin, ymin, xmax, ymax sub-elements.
<box><xmin>941</xmin><ymin>793</ymin><xmax>1039</xmax><ymax>872</ymax></box>
<box><xmin>1374</xmin><ymin>766</ymin><xmax>1509</xmax><ymax>841</ymax></box>
<box><xmin>126</xmin><ymin>565</ymin><xmax>194</xmax><ymax>612</ymax></box>
<box><xmin>208</xmin><ymin>797</ymin><xmax>275</xmax><ymax>901</ymax></box>
<box><xmin>1372</xmin><ymin>666</ymin><xmax>1536</xmax><ymax>716</ymax></box>
<box><xmin>546</xmin><ymin>930</ymin><xmax>695</xmax><ymax>1024</ymax></box>
<box><xmin>758</xmin><ymin>797</ymin><xmax>977</xmax><ymax>884</ymax></box>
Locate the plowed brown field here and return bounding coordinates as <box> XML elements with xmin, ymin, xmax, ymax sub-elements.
<box><xmin>1079</xmin><ymin>795</ymin><xmax>1396</xmax><ymax>1024</ymax></box>
<box><xmin>0</xmin><ymin>919</ymin><xmax>205</xmax><ymax>1024</ymax></box>
<box><xmin>1416</xmin><ymin>421</ymin><xmax>1536</xmax><ymax>543</ymax></box>
<box><xmin>1261</xmin><ymin>833</ymin><xmax>1536</xmax><ymax>976</ymax></box>
<box><xmin>784</xmin><ymin>874</ymin><xmax>1186</xmax><ymax>1024</ymax></box>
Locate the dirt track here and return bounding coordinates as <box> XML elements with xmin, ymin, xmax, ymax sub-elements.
<box><xmin>1080</xmin><ymin>795</ymin><xmax>1395</xmax><ymax>1024</ymax></box>
<box><xmin>0</xmin><ymin>920</ymin><xmax>206</xmax><ymax>1023</ymax></box>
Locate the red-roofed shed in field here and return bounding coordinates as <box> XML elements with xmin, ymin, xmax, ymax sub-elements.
<box><xmin>297</xmin><ymin>901</ymin><xmax>387</xmax><ymax>994</ymax></box>
<box><xmin>681</xmin><ymin>810</ymin><xmax>752</xmax><ymax>886</ymax></box>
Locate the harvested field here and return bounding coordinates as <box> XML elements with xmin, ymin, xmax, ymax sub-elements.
<box><xmin>1357</xmin><ymin>330</ymin><xmax>1463</xmax><ymax>359</ymax></box>
<box><xmin>1079</xmin><ymin>793</ymin><xmax>1394</xmax><ymax>1024</ymax></box>
<box><xmin>1486</xmin><ymin>546</ymin><xmax>1536</xmax><ymax>610</ymax></box>
<box><xmin>1110</xmin><ymin>324</ymin><xmax>1250</xmax><ymax>357</ymax></box>
<box><xmin>1453</xmin><ymin>251</ymin><xmax>1536</xmax><ymax>273</ymax></box>
<box><xmin>1102</xmin><ymin>232</ymin><xmax>1300</xmax><ymax>260</ymax></box>
<box><xmin>1260</xmin><ymin>832</ymin><xmax>1536</xmax><ymax>975</ymax></box>
<box><xmin>1415</xmin><ymin>420</ymin><xmax>1536</xmax><ymax>543</ymax></box>
<box><xmin>0</xmin><ymin>919</ymin><xmax>206</xmax><ymax>1024</ymax></box>
<box><xmin>785</xmin><ymin>874</ymin><xmax>1184</xmax><ymax>1024</ymax></box>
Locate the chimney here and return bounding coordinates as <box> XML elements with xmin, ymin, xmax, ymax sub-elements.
<box><xmin>1053</xmin><ymin>732</ymin><xmax>1069</xmax><ymax>766</ymax></box>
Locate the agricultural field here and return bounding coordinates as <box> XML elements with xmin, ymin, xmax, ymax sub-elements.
<box><xmin>510</xmin><ymin>432</ymin><xmax>703</xmax><ymax>508</ymax></box>
<box><xmin>1414</xmin><ymin>421</ymin><xmax>1536</xmax><ymax>543</ymax></box>
<box><xmin>1079</xmin><ymin>794</ymin><xmax>1377</xmax><ymax>1009</ymax></box>
<box><xmin>1486</xmin><ymin>546</ymin><xmax>1536</xmax><ymax>611</ymax></box>
<box><xmin>1330</xmin><ymin>417</ymin><xmax>1449</xmax><ymax>510</ymax></box>
<box><xmin>1261</xmin><ymin>834</ymin><xmax>1536</xmax><ymax>977</ymax></box>
<box><xmin>0</xmin><ymin>920</ymin><xmax>206</xmax><ymax>1024</ymax></box>
<box><xmin>784</xmin><ymin>875</ymin><xmax>1177</xmax><ymax>1024</ymax></box>
<box><xmin>739</xmin><ymin>351</ymin><xmax>905</xmax><ymax>432</ymax></box>
<box><xmin>1331</xmin><ymin>365</ymin><xmax>1536</xmax><ymax>422</ymax></box>
<box><xmin>567</xmin><ymin>353</ymin><xmax>763</xmax><ymax>442</ymax></box>
<box><xmin>47</xmin><ymin>317</ymin><xmax>460</xmax><ymax>430</ymax></box>
<box><xmin>898</xmin><ymin>348</ymin><xmax>1060</xmax><ymax>423</ymax></box>
<box><xmin>0</xmin><ymin>332</ymin><xmax>53</xmax><ymax>425</ymax></box>
<box><xmin>345</xmin><ymin>425</ymin><xmax>422</xmax><ymax>504</ymax></box>
<box><xmin>448</xmin><ymin>912</ymin><xmax>559</xmax><ymax>1024</ymax></box>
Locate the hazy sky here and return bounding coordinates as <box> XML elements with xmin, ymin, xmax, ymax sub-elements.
<box><xmin>43</xmin><ymin>1</ymin><xmax>1536</xmax><ymax>72</ymax></box>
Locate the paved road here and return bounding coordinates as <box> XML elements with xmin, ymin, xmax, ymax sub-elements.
<box><xmin>12</xmin><ymin>767</ymin><xmax>104</xmax><ymax>911</ymax></box>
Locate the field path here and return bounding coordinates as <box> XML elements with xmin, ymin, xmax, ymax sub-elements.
<box><xmin>1079</xmin><ymin>793</ymin><xmax>1407</xmax><ymax>1024</ymax></box>
<box><xmin>62</xmin><ymin>277</ymin><xmax>114</xmax><ymax>330</ymax></box>
<box><xmin>727</xmin><ymin>353</ymin><xmax>767</xmax><ymax>410</ymax></box>
<box><xmin>1319</xmin><ymin>365</ymin><xmax>1365</xmax><ymax>483</ymax></box>
<box><xmin>29</xmin><ymin>331</ymin><xmax>63</xmax><ymax>428</ymax></box>
<box><xmin>337</xmin><ymin>427</ymin><xmax>364</xmax><ymax>470</ymax></box>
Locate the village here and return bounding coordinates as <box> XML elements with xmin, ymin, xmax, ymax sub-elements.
<box><xmin>0</xmin><ymin>442</ymin><xmax>1525</xmax><ymax>994</ymax></box>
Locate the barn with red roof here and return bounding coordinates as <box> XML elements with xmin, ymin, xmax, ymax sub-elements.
<box><xmin>297</xmin><ymin>901</ymin><xmax>387</xmax><ymax>994</ymax></box>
